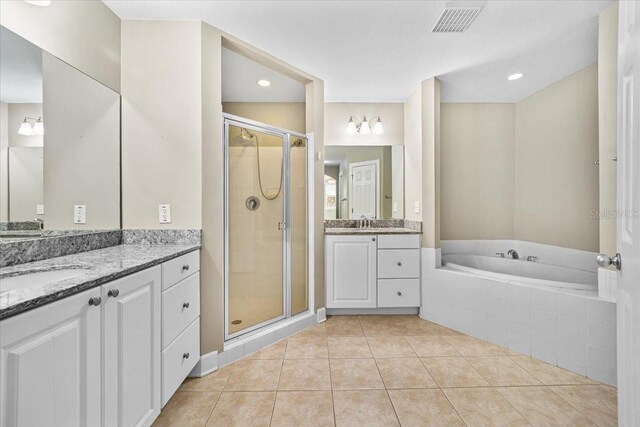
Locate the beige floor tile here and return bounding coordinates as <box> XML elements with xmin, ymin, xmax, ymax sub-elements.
<box><xmin>179</xmin><ymin>366</ymin><xmax>233</xmax><ymax>392</ymax></box>
<box><xmin>421</xmin><ymin>357</ymin><xmax>490</xmax><ymax>388</ymax></box>
<box><xmin>498</xmin><ymin>386</ymin><xmax>596</xmax><ymax>426</ymax></box>
<box><xmin>328</xmin><ymin>336</ymin><xmax>373</xmax><ymax>358</ymax></box>
<box><xmin>367</xmin><ymin>336</ymin><xmax>417</xmax><ymax>358</ymax></box>
<box><xmin>294</xmin><ymin>323</ymin><xmax>327</xmax><ymax>338</ymax></box>
<box><xmin>333</xmin><ymin>390</ymin><xmax>399</xmax><ymax>427</ymax></box>
<box><xmin>278</xmin><ymin>359</ymin><xmax>331</xmax><ymax>390</ymax></box>
<box><xmin>224</xmin><ymin>359</ymin><xmax>282</xmax><ymax>391</ymax></box>
<box><xmin>549</xmin><ymin>385</ymin><xmax>618</xmax><ymax>427</ymax></box>
<box><xmin>443</xmin><ymin>387</ymin><xmax>529</xmax><ymax>427</ymax></box>
<box><xmin>326</xmin><ymin>320</ymin><xmax>364</xmax><ymax>336</ymax></box>
<box><xmin>405</xmin><ymin>336</ymin><xmax>461</xmax><ymax>357</ymax></box>
<box><xmin>388</xmin><ymin>389</ymin><xmax>465</xmax><ymax>426</ymax></box>
<box><xmin>375</xmin><ymin>357</ymin><xmax>438</xmax><ymax>389</ymax></box>
<box><xmin>248</xmin><ymin>340</ymin><xmax>287</xmax><ymax>360</ymax></box>
<box><xmin>206</xmin><ymin>392</ymin><xmax>275</xmax><ymax>427</ymax></box>
<box><xmin>330</xmin><ymin>358</ymin><xmax>385</xmax><ymax>390</ymax></box>
<box><xmin>360</xmin><ymin>319</ymin><xmax>405</xmax><ymax>336</ymax></box>
<box><xmin>285</xmin><ymin>337</ymin><xmax>329</xmax><ymax>359</ymax></box>
<box><xmin>445</xmin><ymin>335</ymin><xmax>513</xmax><ymax>356</ymax></box>
<box><xmin>271</xmin><ymin>391</ymin><xmax>335</xmax><ymax>427</ymax></box>
<box><xmin>510</xmin><ymin>356</ymin><xmax>595</xmax><ymax>385</ymax></box>
<box><xmin>153</xmin><ymin>391</ymin><xmax>220</xmax><ymax>427</ymax></box>
<box><xmin>396</xmin><ymin>319</ymin><xmax>457</xmax><ymax>336</ymax></box>
<box><xmin>466</xmin><ymin>356</ymin><xmax>541</xmax><ymax>386</ymax></box>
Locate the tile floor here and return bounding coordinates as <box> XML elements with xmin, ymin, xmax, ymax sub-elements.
<box><xmin>154</xmin><ymin>315</ymin><xmax>618</xmax><ymax>426</ymax></box>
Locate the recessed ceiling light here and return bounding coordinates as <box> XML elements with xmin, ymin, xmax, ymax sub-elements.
<box><xmin>257</xmin><ymin>79</ymin><xmax>271</xmax><ymax>87</ymax></box>
<box><xmin>508</xmin><ymin>73</ymin><xmax>524</xmax><ymax>81</ymax></box>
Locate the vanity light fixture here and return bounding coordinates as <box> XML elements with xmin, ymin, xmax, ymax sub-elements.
<box><xmin>346</xmin><ymin>116</ymin><xmax>384</xmax><ymax>135</ymax></box>
<box><xmin>18</xmin><ymin>116</ymin><xmax>44</xmax><ymax>136</ymax></box>
<box><xmin>507</xmin><ymin>73</ymin><xmax>524</xmax><ymax>81</ymax></box>
<box><xmin>257</xmin><ymin>79</ymin><xmax>271</xmax><ymax>87</ymax></box>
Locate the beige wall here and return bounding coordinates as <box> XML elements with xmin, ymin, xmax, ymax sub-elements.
<box><xmin>514</xmin><ymin>64</ymin><xmax>599</xmax><ymax>251</ymax></box>
<box><xmin>404</xmin><ymin>88</ymin><xmax>422</xmax><ymax>222</ymax></box>
<box><xmin>440</xmin><ymin>104</ymin><xmax>515</xmax><ymax>240</ymax></box>
<box><xmin>0</xmin><ymin>102</ymin><xmax>7</xmax><ymax>220</ymax></box>
<box><xmin>598</xmin><ymin>3</ymin><xmax>618</xmax><ymax>256</ymax></box>
<box><xmin>0</xmin><ymin>0</ymin><xmax>120</xmax><ymax>93</ymax></box>
<box><xmin>121</xmin><ymin>20</ymin><xmax>203</xmax><ymax>230</ymax></box>
<box><xmin>421</xmin><ymin>78</ymin><xmax>441</xmax><ymax>249</ymax></box>
<box><xmin>325</xmin><ymin>103</ymin><xmax>404</xmax><ymax>146</ymax></box>
<box><xmin>223</xmin><ymin>102</ymin><xmax>305</xmax><ymax>134</ymax></box>
<box><xmin>43</xmin><ymin>52</ymin><xmax>120</xmax><ymax>230</ymax></box>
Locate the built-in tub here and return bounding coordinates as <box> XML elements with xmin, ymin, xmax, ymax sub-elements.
<box><xmin>441</xmin><ymin>254</ymin><xmax>597</xmax><ymax>291</ymax></box>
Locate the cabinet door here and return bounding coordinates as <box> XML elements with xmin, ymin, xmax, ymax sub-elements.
<box><xmin>325</xmin><ymin>235</ymin><xmax>377</xmax><ymax>308</ymax></box>
<box><xmin>0</xmin><ymin>288</ymin><xmax>102</xmax><ymax>427</ymax></box>
<box><xmin>102</xmin><ymin>266</ymin><xmax>161</xmax><ymax>427</ymax></box>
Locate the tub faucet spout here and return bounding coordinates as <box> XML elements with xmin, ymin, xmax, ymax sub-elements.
<box><xmin>507</xmin><ymin>249</ymin><xmax>519</xmax><ymax>259</ymax></box>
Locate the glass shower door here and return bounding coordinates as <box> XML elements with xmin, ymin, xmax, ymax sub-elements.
<box><xmin>226</xmin><ymin>122</ymin><xmax>285</xmax><ymax>337</ymax></box>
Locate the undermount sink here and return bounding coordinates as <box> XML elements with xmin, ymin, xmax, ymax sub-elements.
<box><xmin>0</xmin><ymin>268</ymin><xmax>92</xmax><ymax>292</ymax></box>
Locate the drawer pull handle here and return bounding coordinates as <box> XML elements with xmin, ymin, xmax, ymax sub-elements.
<box><xmin>371</xmin><ymin>237</ymin><xmax>376</xmax><ymax>241</ymax></box>
<box><xmin>397</xmin><ymin>291</ymin><xmax>402</xmax><ymax>296</ymax></box>
<box><xmin>183</xmin><ymin>302</ymin><xmax>190</xmax><ymax>309</ymax></box>
<box><xmin>397</xmin><ymin>262</ymin><xmax>402</xmax><ymax>266</ymax></box>
<box><xmin>183</xmin><ymin>352</ymin><xmax>190</xmax><ymax>359</ymax></box>
<box><xmin>88</xmin><ymin>296</ymin><xmax>102</xmax><ymax>306</ymax></box>
<box><xmin>182</xmin><ymin>265</ymin><xmax>190</xmax><ymax>272</ymax></box>
<box><xmin>108</xmin><ymin>289</ymin><xmax>120</xmax><ymax>298</ymax></box>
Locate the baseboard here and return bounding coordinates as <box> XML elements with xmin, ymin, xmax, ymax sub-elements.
<box><xmin>188</xmin><ymin>350</ymin><xmax>218</xmax><ymax>377</ymax></box>
<box><xmin>326</xmin><ymin>307</ymin><xmax>419</xmax><ymax>315</ymax></box>
<box><xmin>316</xmin><ymin>307</ymin><xmax>327</xmax><ymax>323</ymax></box>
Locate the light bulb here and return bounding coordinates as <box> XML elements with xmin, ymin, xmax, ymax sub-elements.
<box><xmin>359</xmin><ymin>116</ymin><xmax>371</xmax><ymax>134</ymax></box>
<box><xmin>346</xmin><ymin>117</ymin><xmax>357</xmax><ymax>134</ymax></box>
<box><xmin>18</xmin><ymin>120</ymin><xmax>33</xmax><ymax>136</ymax></box>
<box><xmin>33</xmin><ymin>118</ymin><xmax>44</xmax><ymax>135</ymax></box>
<box><xmin>372</xmin><ymin>117</ymin><xmax>384</xmax><ymax>135</ymax></box>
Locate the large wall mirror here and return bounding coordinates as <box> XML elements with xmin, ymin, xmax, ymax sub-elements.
<box><xmin>0</xmin><ymin>26</ymin><xmax>120</xmax><ymax>239</ymax></box>
<box><xmin>324</xmin><ymin>145</ymin><xmax>404</xmax><ymax>220</ymax></box>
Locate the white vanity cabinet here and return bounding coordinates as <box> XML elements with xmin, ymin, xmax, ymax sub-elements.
<box><xmin>0</xmin><ymin>287</ymin><xmax>102</xmax><ymax>427</ymax></box>
<box><xmin>325</xmin><ymin>234</ymin><xmax>421</xmax><ymax>309</ymax></box>
<box><xmin>0</xmin><ymin>249</ymin><xmax>200</xmax><ymax>427</ymax></box>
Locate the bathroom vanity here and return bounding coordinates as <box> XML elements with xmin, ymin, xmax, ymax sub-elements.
<box><xmin>0</xmin><ymin>246</ymin><xmax>200</xmax><ymax>427</ymax></box>
<box><xmin>325</xmin><ymin>231</ymin><xmax>421</xmax><ymax>310</ymax></box>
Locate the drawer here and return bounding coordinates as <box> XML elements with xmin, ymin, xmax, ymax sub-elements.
<box><xmin>377</xmin><ymin>234</ymin><xmax>420</xmax><ymax>249</ymax></box>
<box><xmin>162</xmin><ymin>272</ymin><xmax>200</xmax><ymax>347</ymax></box>
<box><xmin>378</xmin><ymin>279</ymin><xmax>420</xmax><ymax>307</ymax></box>
<box><xmin>162</xmin><ymin>318</ymin><xmax>200</xmax><ymax>407</ymax></box>
<box><xmin>162</xmin><ymin>250</ymin><xmax>200</xmax><ymax>291</ymax></box>
<box><xmin>378</xmin><ymin>249</ymin><xmax>420</xmax><ymax>278</ymax></box>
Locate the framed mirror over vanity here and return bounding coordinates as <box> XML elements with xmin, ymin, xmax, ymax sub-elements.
<box><xmin>0</xmin><ymin>26</ymin><xmax>120</xmax><ymax>240</ymax></box>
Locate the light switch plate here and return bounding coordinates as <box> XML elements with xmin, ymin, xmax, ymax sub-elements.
<box><xmin>36</xmin><ymin>204</ymin><xmax>44</xmax><ymax>215</ymax></box>
<box><xmin>392</xmin><ymin>202</ymin><xmax>398</xmax><ymax>213</ymax></box>
<box><xmin>414</xmin><ymin>201</ymin><xmax>420</xmax><ymax>214</ymax></box>
<box><xmin>74</xmin><ymin>205</ymin><xmax>86</xmax><ymax>224</ymax></box>
<box><xmin>159</xmin><ymin>204</ymin><xmax>171</xmax><ymax>224</ymax></box>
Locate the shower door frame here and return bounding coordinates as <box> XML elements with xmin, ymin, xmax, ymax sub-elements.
<box><xmin>223</xmin><ymin>113</ymin><xmax>312</xmax><ymax>341</ymax></box>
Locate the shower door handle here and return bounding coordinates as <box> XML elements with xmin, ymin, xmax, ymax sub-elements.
<box><xmin>278</xmin><ymin>221</ymin><xmax>287</xmax><ymax>231</ymax></box>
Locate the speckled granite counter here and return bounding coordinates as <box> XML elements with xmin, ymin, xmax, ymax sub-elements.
<box><xmin>325</xmin><ymin>227</ymin><xmax>421</xmax><ymax>235</ymax></box>
<box><xmin>0</xmin><ymin>244</ymin><xmax>200</xmax><ymax>320</ymax></box>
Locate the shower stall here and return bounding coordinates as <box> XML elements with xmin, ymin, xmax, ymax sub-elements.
<box><xmin>223</xmin><ymin>114</ymin><xmax>310</xmax><ymax>340</ymax></box>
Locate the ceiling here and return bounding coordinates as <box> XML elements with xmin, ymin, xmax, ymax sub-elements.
<box><xmin>0</xmin><ymin>26</ymin><xmax>43</xmax><ymax>103</ymax></box>
<box><xmin>222</xmin><ymin>48</ymin><xmax>305</xmax><ymax>102</ymax></box>
<box><xmin>104</xmin><ymin>0</ymin><xmax>612</xmax><ymax>103</ymax></box>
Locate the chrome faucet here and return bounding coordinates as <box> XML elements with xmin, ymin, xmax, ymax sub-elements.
<box><xmin>359</xmin><ymin>215</ymin><xmax>372</xmax><ymax>229</ymax></box>
<box><xmin>495</xmin><ymin>252</ymin><xmax>505</xmax><ymax>258</ymax></box>
<box><xmin>507</xmin><ymin>249</ymin><xmax>519</xmax><ymax>260</ymax></box>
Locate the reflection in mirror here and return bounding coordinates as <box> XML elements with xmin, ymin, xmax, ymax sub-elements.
<box><xmin>324</xmin><ymin>146</ymin><xmax>404</xmax><ymax>220</ymax></box>
<box><xmin>0</xmin><ymin>26</ymin><xmax>120</xmax><ymax>240</ymax></box>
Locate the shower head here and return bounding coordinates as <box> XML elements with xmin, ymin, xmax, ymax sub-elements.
<box><xmin>232</xmin><ymin>128</ymin><xmax>255</xmax><ymax>145</ymax></box>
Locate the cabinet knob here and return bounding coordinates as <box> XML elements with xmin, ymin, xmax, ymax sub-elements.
<box><xmin>397</xmin><ymin>262</ymin><xmax>402</xmax><ymax>266</ymax></box>
<box><xmin>182</xmin><ymin>265</ymin><xmax>190</xmax><ymax>272</ymax></box>
<box><xmin>183</xmin><ymin>302</ymin><xmax>190</xmax><ymax>309</ymax></box>
<box><xmin>108</xmin><ymin>289</ymin><xmax>120</xmax><ymax>298</ymax></box>
<box><xmin>371</xmin><ymin>237</ymin><xmax>376</xmax><ymax>241</ymax></box>
<box><xmin>88</xmin><ymin>296</ymin><xmax>102</xmax><ymax>306</ymax></box>
<box><xmin>183</xmin><ymin>352</ymin><xmax>190</xmax><ymax>359</ymax></box>
<box><xmin>397</xmin><ymin>291</ymin><xmax>402</xmax><ymax>296</ymax></box>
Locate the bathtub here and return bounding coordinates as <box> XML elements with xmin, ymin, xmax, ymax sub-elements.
<box><xmin>441</xmin><ymin>254</ymin><xmax>597</xmax><ymax>291</ymax></box>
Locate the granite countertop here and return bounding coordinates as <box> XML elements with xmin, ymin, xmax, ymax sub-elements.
<box><xmin>325</xmin><ymin>227</ymin><xmax>422</xmax><ymax>235</ymax></box>
<box><xmin>0</xmin><ymin>244</ymin><xmax>200</xmax><ymax>320</ymax></box>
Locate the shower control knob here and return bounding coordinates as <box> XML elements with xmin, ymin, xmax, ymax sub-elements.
<box><xmin>596</xmin><ymin>253</ymin><xmax>622</xmax><ymax>270</ymax></box>
<box><xmin>183</xmin><ymin>302</ymin><xmax>190</xmax><ymax>309</ymax></box>
<box><xmin>182</xmin><ymin>265</ymin><xmax>190</xmax><ymax>272</ymax></box>
<box><xmin>183</xmin><ymin>352</ymin><xmax>190</xmax><ymax>359</ymax></box>
<box><xmin>397</xmin><ymin>291</ymin><xmax>402</xmax><ymax>296</ymax></box>
<box><xmin>108</xmin><ymin>289</ymin><xmax>120</xmax><ymax>298</ymax></box>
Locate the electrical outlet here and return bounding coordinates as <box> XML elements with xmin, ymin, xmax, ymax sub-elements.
<box><xmin>414</xmin><ymin>201</ymin><xmax>420</xmax><ymax>214</ymax></box>
<box><xmin>392</xmin><ymin>202</ymin><xmax>398</xmax><ymax>213</ymax></box>
<box><xmin>74</xmin><ymin>205</ymin><xmax>86</xmax><ymax>224</ymax></box>
<box><xmin>316</xmin><ymin>151</ymin><xmax>323</xmax><ymax>160</ymax></box>
<box><xmin>159</xmin><ymin>204</ymin><xmax>171</xmax><ymax>224</ymax></box>
<box><xmin>36</xmin><ymin>204</ymin><xmax>44</xmax><ymax>215</ymax></box>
